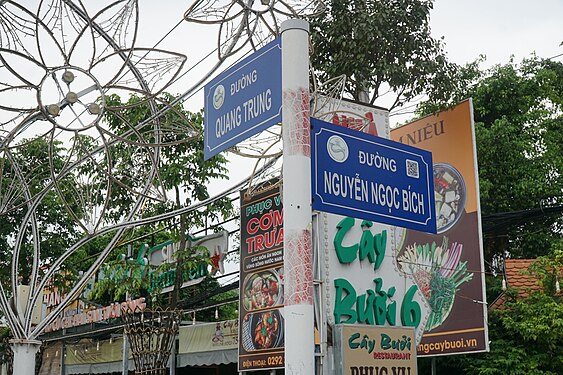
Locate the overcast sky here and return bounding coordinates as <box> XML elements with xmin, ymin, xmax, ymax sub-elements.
<box><xmin>431</xmin><ymin>0</ymin><xmax>563</xmax><ymax>66</ymax></box>
<box><xmin>139</xmin><ymin>0</ymin><xmax>563</xmax><ymax>115</ymax></box>
<box><xmin>9</xmin><ymin>1</ymin><xmax>562</xmax><ymax>116</ymax></box>
<box><xmin>139</xmin><ymin>0</ymin><xmax>563</xmax><ymax>198</ymax></box>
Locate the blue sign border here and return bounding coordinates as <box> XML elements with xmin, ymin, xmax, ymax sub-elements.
<box><xmin>204</xmin><ymin>38</ymin><xmax>282</xmax><ymax>160</ymax></box>
<box><xmin>311</xmin><ymin>118</ymin><xmax>436</xmax><ymax>233</ymax></box>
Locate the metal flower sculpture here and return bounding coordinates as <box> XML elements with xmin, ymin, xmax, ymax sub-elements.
<box><xmin>184</xmin><ymin>0</ymin><xmax>326</xmax><ymax>61</ymax></box>
<box><xmin>310</xmin><ymin>74</ymin><xmax>347</xmax><ymax>120</ymax></box>
<box><xmin>0</xmin><ymin>0</ymin><xmax>188</xmax><ymax>361</ymax></box>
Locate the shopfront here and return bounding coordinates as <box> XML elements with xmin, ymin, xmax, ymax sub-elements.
<box><xmin>39</xmin><ymin>320</ymin><xmax>260</xmax><ymax>375</ymax></box>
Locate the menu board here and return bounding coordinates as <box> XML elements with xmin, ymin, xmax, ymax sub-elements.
<box><xmin>238</xmin><ymin>183</ymin><xmax>285</xmax><ymax>371</ymax></box>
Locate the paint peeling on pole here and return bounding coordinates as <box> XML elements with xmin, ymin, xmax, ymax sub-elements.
<box><xmin>281</xmin><ymin>19</ymin><xmax>315</xmax><ymax>375</ymax></box>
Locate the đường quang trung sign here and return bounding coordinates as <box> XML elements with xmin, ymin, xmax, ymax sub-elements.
<box><xmin>204</xmin><ymin>38</ymin><xmax>282</xmax><ymax>160</ymax></box>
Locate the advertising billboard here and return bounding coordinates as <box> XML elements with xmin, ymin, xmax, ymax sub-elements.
<box><xmin>390</xmin><ymin>99</ymin><xmax>488</xmax><ymax>356</ymax></box>
<box><xmin>313</xmin><ymin>98</ymin><xmax>430</xmax><ymax>348</ymax></box>
<box><xmin>178</xmin><ymin>320</ymin><xmax>239</xmax><ymax>355</ymax></box>
<box><xmin>320</xmin><ymin>213</ymin><xmax>431</xmax><ymax>345</ymax></box>
<box><xmin>313</xmin><ymin>96</ymin><xmax>390</xmax><ymax>139</ymax></box>
<box><xmin>238</xmin><ymin>183</ymin><xmax>285</xmax><ymax>371</ymax></box>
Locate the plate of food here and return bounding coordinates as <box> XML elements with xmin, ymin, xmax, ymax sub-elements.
<box><xmin>241</xmin><ymin>309</ymin><xmax>284</xmax><ymax>351</ymax></box>
<box><xmin>251</xmin><ymin>309</ymin><xmax>283</xmax><ymax>349</ymax></box>
<box><xmin>433</xmin><ymin>163</ymin><xmax>466</xmax><ymax>233</ymax></box>
<box><xmin>242</xmin><ymin>270</ymin><xmax>282</xmax><ymax>312</ymax></box>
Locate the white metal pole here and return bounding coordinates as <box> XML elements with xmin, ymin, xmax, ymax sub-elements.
<box><xmin>281</xmin><ymin>19</ymin><xmax>314</xmax><ymax>375</ymax></box>
<box><xmin>61</xmin><ymin>341</ymin><xmax>65</xmax><ymax>375</ymax></box>
<box><xmin>9</xmin><ymin>339</ymin><xmax>41</xmax><ymax>375</ymax></box>
<box><xmin>169</xmin><ymin>335</ymin><xmax>176</xmax><ymax>375</ymax></box>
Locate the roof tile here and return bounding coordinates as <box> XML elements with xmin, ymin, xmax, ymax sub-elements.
<box><xmin>491</xmin><ymin>259</ymin><xmax>562</xmax><ymax>309</ymax></box>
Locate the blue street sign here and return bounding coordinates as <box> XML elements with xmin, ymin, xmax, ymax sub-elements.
<box><xmin>311</xmin><ymin>118</ymin><xmax>437</xmax><ymax>233</ymax></box>
<box><xmin>204</xmin><ymin>38</ymin><xmax>282</xmax><ymax>160</ymax></box>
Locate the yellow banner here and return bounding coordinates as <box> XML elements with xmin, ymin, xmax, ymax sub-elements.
<box><xmin>178</xmin><ymin>320</ymin><xmax>239</xmax><ymax>354</ymax></box>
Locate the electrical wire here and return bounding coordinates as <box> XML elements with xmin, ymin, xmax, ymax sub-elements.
<box><xmin>482</xmin><ymin>205</ymin><xmax>563</xmax><ymax>233</ymax></box>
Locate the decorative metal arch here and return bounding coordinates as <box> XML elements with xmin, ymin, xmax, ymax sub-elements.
<box><xmin>0</xmin><ymin>0</ymin><xmax>332</xmax><ymax>354</ymax></box>
<box><xmin>184</xmin><ymin>0</ymin><xmax>326</xmax><ymax>61</ymax></box>
<box><xmin>0</xmin><ymin>0</ymin><xmax>191</xmax><ymax>342</ymax></box>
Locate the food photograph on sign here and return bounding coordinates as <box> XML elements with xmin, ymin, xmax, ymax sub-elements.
<box><xmin>241</xmin><ymin>308</ymin><xmax>284</xmax><ymax>351</ymax></box>
<box><xmin>391</xmin><ymin>100</ymin><xmax>488</xmax><ymax>356</ymax></box>
<box><xmin>432</xmin><ymin>163</ymin><xmax>467</xmax><ymax>233</ymax></box>
<box><xmin>242</xmin><ymin>267</ymin><xmax>284</xmax><ymax>311</ymax></box>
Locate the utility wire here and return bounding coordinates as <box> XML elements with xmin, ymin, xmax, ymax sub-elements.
<box><xmin>482</xmin><ymin>204</ymin><xmax>563</xmax><ymax>233</ymax></box>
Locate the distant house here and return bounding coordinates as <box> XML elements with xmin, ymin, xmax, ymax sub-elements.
<box><xmin>491</xmin><ymin>259</ymin><xmax>561</xmax><ymax>309</ymax></box>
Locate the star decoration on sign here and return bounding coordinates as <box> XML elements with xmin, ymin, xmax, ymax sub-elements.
<box><xmin>210</xmin><ymin>245</ymin><xmax>226</xmax><ymax>275</ymax></box>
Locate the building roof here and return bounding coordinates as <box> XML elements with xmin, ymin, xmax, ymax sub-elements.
<box><xmin>491</xmin><ymin>259</ymin><xmax>561</xmax><ymax>309</ymax></box>
<box><xmin>505</xmin><ymin>259</ymin><xmax>537</xmax><ymax>293</ymax></box>
<box><xmin>491</xmin><ymin>259</ymin><xmax>537</xmax><ymax>309</ymax></box>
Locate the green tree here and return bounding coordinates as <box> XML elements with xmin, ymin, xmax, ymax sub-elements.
<box><xmin>416</xmin><ymin>56</ymin><xmax>563</xmax><ymax>374</ymax></box>
<box><xmin>420</xmin><ymin>56</ymin><xmax>563</xmax><ymax>265</ymax></box>
<box><xmin>90</xmin><ymin>93</ymin><xmax>234</xmax><ymax>311</ymax></box>
<box><xmin>181</xmin><ymin>276</ymin><xmax>239</xmax><ymax>322</ymax></box>
<box><xmin>310</xmin><ymin>0</ymin><xmax>458</xmax><ymax>109</ymax></box>
<box><xmin>103</xmin><ymin>93</ymin><xmax>232</xmax><ymax>229</ymax></box>
<box><xmin>0</xmin><ymin>138</ymin><xmax>82</xmax><ymax>285</ymax></box>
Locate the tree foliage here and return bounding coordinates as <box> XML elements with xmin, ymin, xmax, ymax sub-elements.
<box><xmin>310</xmin><ymin>0</ymin><xmax>458</xmax><ymax>109</ymax></box>
<box><xmin>103</xmin><ymin>93</ymin><xmax>232</xmax><ymax>228</ymax></box>
<box><xmin>183</xmin><ymin>277</ymin><xmax>239</xmax><ymax>322</ymax></box>
<box><xmin>89</xmin><ymin>242</ymin><xmax>210</xmax><ymax>305</ymax></box>
<box><xmin>425</xmin><ymin>251</ymin><xmax>563</xmax><ymax>375</ymax></box>
<box><xmin>89</xmin><ymin>93</ymin><xmax>234</xmax><ymax>312</ymax></box>
<box><xmin>416</xmin><ymin>59</ymin><xmax>562</xmax><ymax>374</ymax></box>
<box><xmin>416</xmin><ymin>56</ymin><xmax>563</xmax><ymax>371</ymax></box>
<box><xmin>0</xmin><ymin>138</ymin><xmax>82</xmax><ymax>285</ymax></box>
<box><xmin>421</xmin><ymin>56</ymin><xmax>563</xmax><ymax>265</ymax></box>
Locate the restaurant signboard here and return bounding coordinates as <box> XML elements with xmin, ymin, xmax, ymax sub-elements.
<box><xmin>334</xmin><ymin>325</ymin><xmax>417</xmax><ymax>375</ymax></box>
<box><xmin>238</xmin><ymin>182</ymin><xmax>285</xmax><ymax>371</ymax></box>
